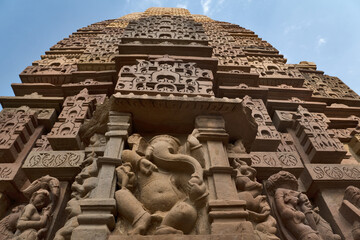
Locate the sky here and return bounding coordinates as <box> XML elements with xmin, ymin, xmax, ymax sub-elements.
<box><xmin>0</xmin><ymin>0</ymin><xmax>359</xmax><ymax>101</ymax></box>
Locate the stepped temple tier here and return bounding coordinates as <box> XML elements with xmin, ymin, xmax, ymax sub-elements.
<box><xmin>0</xmin><ymin>7</ymin><xmax>359</xmax><ymax>240</ymax></box>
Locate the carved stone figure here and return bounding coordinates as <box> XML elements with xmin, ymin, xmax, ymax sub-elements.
<box><xmin>233</xmin><ymin>159</ymin><xmax>278</xmax><ymax>240</ymax></box>
<box><xmin>115</xmin><ymin>130</ymin><xmax>208</xmax><ymax>235</ymax></box>
<box><xmin>0</xmin><ymin>175</ymin><xmax>60</xmax><ymax>240</ymax></box>
<box><xmin>266</xmin><ymin>171</ymin><xmax>340</xmax><ymax>240</ymax></box>
<box><xmin>0</xmin><ymin>205</ymin><xmax>25</xmax><ymax>240</ymax></box>
<box><xmin>341</xmin><ymin>186</ymin><xmax>360</xmax><ymax>240</ymax></box>
<box><xmin>54</xmin><ymin>152</ymin><xmax>99</xmax><ymax>240</ymax></box>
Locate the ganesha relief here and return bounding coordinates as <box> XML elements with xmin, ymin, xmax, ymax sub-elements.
<box><xmin>114</xmin><ymin>130</ymin><xmax>208</xmax><ymax>235</ymax></box>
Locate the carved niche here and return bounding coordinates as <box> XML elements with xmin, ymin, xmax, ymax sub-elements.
<box><xmin>265</xmin><ymin>171</ymin><xmax>341</xmax><ymax>240</ymax></box>
<box><xmin>114</xmin><ymin>132</ymin><xmax>208</xmax><ymax>235</ymax></box>
<box><xmin>0</xmin><ymin>106</ymin><xmax>38</xmax><ymax>163</ymax></box>
<box><xmin>115</xmin><ymin>56</ymin><xmax>214</xmax><ymax>96</ymax></box>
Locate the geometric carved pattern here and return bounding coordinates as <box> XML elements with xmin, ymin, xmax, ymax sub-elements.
<box><xmin>47</xmin><ymin>88</ymin><xmax>99</xmax><ymax>150</ymax></box>
<box><xmin>302</xmin><ymin>71</ymin><xmax>360</xmax><ymax>100</ymax></box>
<box><xmin>0</xmin><ymin>106</ymin><xmax>37</xmax><ymax>163</ymax></box>
<box><xmin>242</xmin><ymin>95</ymin><xmax>281</xmax><ymax>151</ymax></box>
<box><xmin>122</xmin><ymin>15</ymin><xmax>208</xmax><ymax>44</ymax></box>
<box><xmin>293</xmin><ymin>106</ymin><xmax>347</xmax><ymax>163</ymax></box>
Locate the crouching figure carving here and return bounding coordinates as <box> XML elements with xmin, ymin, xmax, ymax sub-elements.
<box><xmin>115</xmin><ymin>131</ymin><xmax>208</xmax><ymax>235</ymax></box>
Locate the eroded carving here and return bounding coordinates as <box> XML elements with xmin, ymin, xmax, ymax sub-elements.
<box><xmin>54</xmin><ymin>152</ymin><xmax>99</xmax><ymax>240</ymax></box>
<box><xmin>233</xmin><ymin>159</ymin><xmax>278</xmax><ymax>240</ymax></box>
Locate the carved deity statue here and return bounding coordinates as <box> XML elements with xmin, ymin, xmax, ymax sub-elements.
<box><xmin>341</xmin><ymin>185</ymin><xmax>360</xmax><ymax>240</ymax></box>
<box><xmin>232</xmin><ymin>159</ymin><xmax>279</xmax><ymax>240</ymax></box>
<box><xmin>266</xmin><ymin>171</ymin><xmax>340</xmax><ymax>240</ymax></box>
<box><xmin>115</xmin><ymin>130</ymin><xmax>208</xmax><ymax>235</ymax></box>
<box><xmin>0</xmin><ymin>175</ymin><xmax>60</xmax><ymax>240</ymax></box>
<box><xmin>54</xmin><ymin>152</ymin><xmax>99</xmax><ymax>240</ymax></box>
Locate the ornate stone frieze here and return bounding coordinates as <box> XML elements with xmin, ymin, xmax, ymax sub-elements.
<box><xmin>121</xmin><ymin>15</ymin><xmax>208</xmax><ymax>44</ymax></box>
<box><xmin>115</xmin><ymin>56</ymin><xmax>214</xmax><ymax>96</ymax></box>
<box><xmin>22</xmin><ymin>150</ymin><xmax>85</xmax><ymax>180</ymax></box>
<box><xmin>20</xmin><ymin>57</ymin><xmax>78</xmax><ymax>85</ymax></box>
<box><xmin>301</xmin><ymin>71</ymin><xmax>360</xmax><ymax>100</ymax></box>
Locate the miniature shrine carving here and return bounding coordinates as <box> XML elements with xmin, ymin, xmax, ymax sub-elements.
<box><xmin>116</xmin><ymin>55</ymin><xmax>213</xmax><ymax>96</ymax></box>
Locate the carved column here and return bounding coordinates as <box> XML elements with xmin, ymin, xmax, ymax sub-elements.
<box><xmin>72</xmin><ymin>111</ymin><xmax>131</xmax><ymax>240</ymax></box>
<box><xmin>195</xmin><ymin>115</ymin><xmax>255</xmax><ymax>239</ymax></box>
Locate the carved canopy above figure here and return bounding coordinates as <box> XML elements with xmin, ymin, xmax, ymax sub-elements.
<box><xmin>109</xmin><ymin>93</ymin><xmax>258</xmax><ymax>152</ymax></box>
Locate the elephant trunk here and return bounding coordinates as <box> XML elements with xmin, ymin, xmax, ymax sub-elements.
<box><xmin>150</xmin><ymin>142</ymin><xmax>203</xmax><ymax>177</ymax></box>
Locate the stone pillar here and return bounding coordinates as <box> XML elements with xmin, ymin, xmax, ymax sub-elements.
<box><xmin>72</xmin><ymin>111</ymin><xmax>131</xmax><ymax>240</ymax></box>
<box><xmin>195</xmin><ymin>115</ymin><xmax>255</xmax><ymax>239</ymax></box>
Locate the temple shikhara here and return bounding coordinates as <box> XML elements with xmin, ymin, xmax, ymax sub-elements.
<box><xmin>1</xmin><ymin>7</ymin><xmax>360</xmax><ymax>240</ymax></box>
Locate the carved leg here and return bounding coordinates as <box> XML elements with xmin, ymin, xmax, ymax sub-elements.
<box><xmin>155</xmin><ymin>201</ymin><xmax>197</xmax><ymax>235</ymax></box>
<box><xmin>115</xmin><ymin>188</ymin><xmax>151</xmax><ymax>235</ymax></box>
<box><xmin>54</xmin><ymin>217</ymin><xmax>79</xmax><ymax>240</ymax></box>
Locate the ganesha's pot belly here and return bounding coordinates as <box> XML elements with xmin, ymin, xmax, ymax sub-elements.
<box><xmin>139</xmin><ymin>173</ymin><xmax>184</xmax><ymax>213</ymax></box>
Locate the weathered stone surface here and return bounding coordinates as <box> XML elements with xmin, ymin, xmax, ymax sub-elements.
<box><xmin>1</xmin><ymin>6</ymin><xmax>360</xmax><ymax>240</ymax></box>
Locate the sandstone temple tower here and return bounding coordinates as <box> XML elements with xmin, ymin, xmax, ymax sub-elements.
<box><xmin>0</xmin><ymin>7</ymin><xmax>359</xmax><ymax>240</ymax></box>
